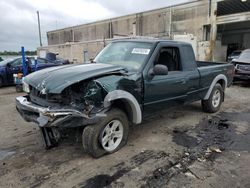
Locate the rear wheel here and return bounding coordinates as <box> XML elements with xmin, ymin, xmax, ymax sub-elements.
<box><xmin>82</xmin><ymin>108</ymin><xmax>129</xmax><ymax>158</ymax></box>
<box><xmin>202</xmin><ymin>83</ymin><xmax>223</xmax><ymax>113</ymax></box>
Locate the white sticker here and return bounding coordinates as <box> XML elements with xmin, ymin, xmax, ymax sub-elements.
<box><xmin>132</xmin><ymin>48</ymin><xmax>150</xmax><ymax>55</ymax></box>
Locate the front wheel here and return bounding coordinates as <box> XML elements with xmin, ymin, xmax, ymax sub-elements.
<box><xmin>0</xmin><ymin>77</ymin><xmax>3</xmax><ymax>88</ymax></box>
<box><xmin>82</xmin><ymin>108</ymin><xmax>129</xmax><ymax>158</ymax></box>
<box><xmin>202</xmin><ymin>83</ymin><xmax>223</xmax><ymax>113</ymax></box>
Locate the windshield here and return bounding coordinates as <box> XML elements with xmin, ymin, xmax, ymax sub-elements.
<box><xmin>231</xmin><ymin>51</ymin><xmax>241</xmax><ymax>57</ymax></box>
<box><xmin>238</xmin><ymin>51</ymin><xmax>250</xmax><ymax>62</ymax></box>
<box><xmin>0</xmin><ymin>58</ymin><xmax>14</xmax><ymax>66</ymax></box>
<box><xmin>94</xmin><ymin>42</ymin><xmax>153</xmax><ymax>70</ymax></box>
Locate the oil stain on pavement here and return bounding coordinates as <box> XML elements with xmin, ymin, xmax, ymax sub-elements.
<box><xmin>77</xmin><ymin>110</ymin><xmax>250</xmax><ymax>188</ymax></box>
<box><xmin>143</xmin><ymin>111</ymin><xmax>250</xmax><ymax>187</ymax></box>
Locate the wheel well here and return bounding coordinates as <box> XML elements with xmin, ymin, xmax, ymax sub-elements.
<box><xmin>111</xmin><ymin>99</ymin><xmax>133</xmax><ymax>123</ymax></box>
<box><xmin>217</xmin><ymin>79</ymin><xmax>226</xmax><ymax>90</ymax></box>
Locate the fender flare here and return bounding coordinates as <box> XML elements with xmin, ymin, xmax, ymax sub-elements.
<box><xmin>104</xmin><ymin>90</ymin><xmax>142</xmax><ymax>124</ymax></box>
<box><xmin>204</xmin><ymin>74</ymin><xmax>227</xmax><ymax>100</ymax></box>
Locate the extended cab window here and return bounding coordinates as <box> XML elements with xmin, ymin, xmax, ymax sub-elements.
<box><xmin>155</xmin><ymin>47</ymin><xmax>181</xmax><ymax>71</ymax></box>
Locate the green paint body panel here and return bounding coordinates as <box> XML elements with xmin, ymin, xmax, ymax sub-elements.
<box><xmin>23</xmin><ymin>63</ymin><xmax>125</xmax><ymax>94</ymax></box>
<box><xmin>23</xmin><ymin>39</ymin><xmax>234</xmax><ymax>117</ymax></box>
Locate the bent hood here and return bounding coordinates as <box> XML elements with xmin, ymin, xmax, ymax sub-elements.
<box><xmin>23</xmin><ymin>63</ymin><xmax>125</xmax><ymax>94</ymax></box>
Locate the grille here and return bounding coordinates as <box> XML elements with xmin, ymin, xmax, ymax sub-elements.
<box><xmin>237</xmin><ymin>64</ymin><xmax>250</xmax><ymax>71</ymax></box>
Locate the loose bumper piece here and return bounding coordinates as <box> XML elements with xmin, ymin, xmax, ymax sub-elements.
<box><xmin>16</xmin><ymin>96</ymin><xmax>103</xmax><ymax>127</ymax></box>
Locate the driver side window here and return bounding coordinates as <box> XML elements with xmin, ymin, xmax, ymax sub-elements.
<box><xmin>11</xmin><ymin>58</ymin><xmax>22</xmax><ymax>67</ymax></box>
<box><xmin>38</xmin><ymin>59</ymin><xmax>47</xmax><ymax>64</ymax></box>
<box><xmin>155</xmin><ymin>47</ymin><xmax>181</xmax><ymax>71</ymax></box>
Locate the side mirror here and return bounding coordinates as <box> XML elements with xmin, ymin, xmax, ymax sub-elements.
<box><xmin>150</xmin><ymin>64</ymin><xmax>168</xmax><ymax>76</ymax></box>
<box><xmin>89</xmin><ymin>58</ymin><xmax>94</xmax><ymax>63</ymax></box>
<box><xmin>6</xmin><ymin>63</ymin><xmax>11</xmax><ymax>68</ymax></box>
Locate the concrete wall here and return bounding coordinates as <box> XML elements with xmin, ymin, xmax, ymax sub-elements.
<box><xmin>38</xmin><ymin>39</ymin><xmax>114</xmax><ymax>63</ymax></box>
<box><xmin>41</xmin><ymin>0</ymin><xmax>213</xmax><ymax>63</ymax></box>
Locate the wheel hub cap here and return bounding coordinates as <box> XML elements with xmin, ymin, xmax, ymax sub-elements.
<box><xmin>212</xmin><ymin>90</ymin><xmax>221</xmax><ymax>108</ymax></box>
<box><xmin>101</xmin><ymin>120</ymin><xmax>124</xmax><ymax>152</ymax></box>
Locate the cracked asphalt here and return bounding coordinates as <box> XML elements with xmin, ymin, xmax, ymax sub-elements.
<box><xmin>0</xmin><ymin>82</ymin><xmax>250</xmax><ymax>188</ymax></box>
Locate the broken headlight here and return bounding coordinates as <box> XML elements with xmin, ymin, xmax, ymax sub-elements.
<box><xmin>22</xmin><ymin>81</ymin><xmax>30</xmax><ymax>93</ymax></box>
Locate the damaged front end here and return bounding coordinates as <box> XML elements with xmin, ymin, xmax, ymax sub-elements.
<box><xmin>16</xmin><ymin>79</ymin><xmax>108</xmax><ymax>148</ymax></box>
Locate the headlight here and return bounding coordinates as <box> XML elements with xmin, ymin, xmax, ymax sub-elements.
<box><xmin>22</xmin><ymin>81</ymin><xmax>30</xmax><ymax>93</ymax></box>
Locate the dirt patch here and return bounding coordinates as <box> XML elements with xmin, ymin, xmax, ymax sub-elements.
<box><xmin>75</xmin><ymin>150</ymin><xmax>169</xmax><ymax>188</ymax></box>
<box><xmin>51</xmin><ymin>110</ymin><xmax>250</xmax><ymax>188</ymax></box>
<box><xmin>142</xmin><ymin>111</ymin><xmax>250</xmax><ymax>187</ymax></box>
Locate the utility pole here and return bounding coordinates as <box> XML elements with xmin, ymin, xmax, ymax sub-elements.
<box><xmin>37</xmin><ymin>11</ymin><xmax>42</xmax><ymax>47</ymax></box>
<box><xmin>169</xmin><ymin>6</ymin><xmax>172</xmax><ymax>39</ymax></box>
<box><xmin>209</xmin><ymin>1</ymin><xmax>217</xmax><ymax>61</ymax></box>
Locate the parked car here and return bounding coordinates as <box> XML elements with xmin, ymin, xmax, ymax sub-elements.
<box><xmin>16</xmin><ymin>39</ymin><xmax>234</xmax><ymax>158</ymax></box>
<box><xmin>46</xmin><ymin>52</ymin><xmax>70</xmax><ymax>65</ymax></box>
<box><xmin>231</xmin><ymin>49</ymin><xmax>250</xmax><ymax>80</ymax></box>
<box><xmin>0</xmin><ymin>57</ymin><xmax>69</xmax><ymax>87</ymax></box>
<box><xmin>227</xmin><ymin>50</ymin><xmax>242</xmax><ymax>62</ymax></box>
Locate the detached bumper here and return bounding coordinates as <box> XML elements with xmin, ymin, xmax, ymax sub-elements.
<box><xmin>16</xmin><ymin>96</ymin><xmax>102</xmax><ymax>127</ymax></box>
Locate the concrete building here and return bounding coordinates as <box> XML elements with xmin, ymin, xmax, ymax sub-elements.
<box><xmin>38</xmin><ymin>0</ymin><xmax>250</xmax><ymax>63</ymax></box>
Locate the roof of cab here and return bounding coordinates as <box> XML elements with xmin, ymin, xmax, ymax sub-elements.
<box><xmin>111</xmin><ymin>38</ymin><xmax>191</xmax><ymax>46</ymax></box>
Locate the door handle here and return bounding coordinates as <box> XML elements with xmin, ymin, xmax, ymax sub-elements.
<box><xmin>12</xmin><ymin>67</ymin><xmax>19</xmax><ymax>71</ymax></box>
<box><xmin>176</xmin><ymin>79</ymin><xmax>186</xmax><ymax>84</ymax></box>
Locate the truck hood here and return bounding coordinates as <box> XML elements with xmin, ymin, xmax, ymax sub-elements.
<box><xmin>23</xmin><ymin>63</ymin><xmax>125</xmax><ymax>94</ymax></box>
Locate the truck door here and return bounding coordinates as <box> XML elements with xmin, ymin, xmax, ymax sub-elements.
<box><xmin>143</xmin><ymin>45</ymin><xmax>190</xmax><ymax>113</ymax></box>
<box><xmin>6</xmin><ymin>58</ymin><xmax>23</xmax><ymax>84</ymax></box>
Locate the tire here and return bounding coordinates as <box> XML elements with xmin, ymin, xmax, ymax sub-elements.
<box><xmin>82</xmin><ymin>108</ymin><xmax>129</xmax><ymax>158</ymax></box>
<box><xmin>202</xmin><ymin>83</ymin><xmax>223</xmax><ymax>113</ymax></box>
<box><xmin>0</xmin><ymin>77</ymin><xmax>3</xmax><ymax>88</ymax></box>
<box><xmin>16</xmin><ymin>85</ymin><xmax>23</xmax><ymax>92</ymax></box>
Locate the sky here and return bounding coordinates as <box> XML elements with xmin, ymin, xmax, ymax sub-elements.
<box><xmin>0</xmin><ymin>0</ymin><xmax>189</xmax><ymax>51</ymax></box>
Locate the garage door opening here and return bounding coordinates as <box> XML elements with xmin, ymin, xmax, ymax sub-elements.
<box><xmin>216</xmin><ymin>21</ymin><xmax>250</xmax><ymax>61</ymax></box>
<box><xmin>217</xmin><ymin>0</ymin><xmax>250</xmax><ymax>16</ymax></box>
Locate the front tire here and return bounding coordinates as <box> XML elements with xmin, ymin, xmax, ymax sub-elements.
<box><xmin>202</xmin><ymin>83</ymin><xmax>223</xmax><ymax>113</ymax></box>
<box><xmin>0</xmin><ymin>77</ymin><xmax>3</xmax><ymax>88</ymax></box>
<box><xmin>82</xmin><ymin>108</ymin><xmax>129</xmax><ymax>158</ymax></box>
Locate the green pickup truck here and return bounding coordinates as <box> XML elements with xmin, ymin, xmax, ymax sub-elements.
<box><xmin>16</xmin><ymin>39</ymin><xmax>234</xmax><ymax>158</ymax></box>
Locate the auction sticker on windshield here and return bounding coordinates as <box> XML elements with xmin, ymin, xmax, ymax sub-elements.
<box><xmin>132</xmin><ymin>48</ymin><xmax>150</xmax><ymax>55</ymax></box>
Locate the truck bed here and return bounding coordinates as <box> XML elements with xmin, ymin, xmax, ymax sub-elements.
<box><xmin>196</xmin><ymin>61</ymin><xmax>234</xmax><ymax>90</ymax></box>
<box><xmin>197</xmin><ymin>61</ymin><xmax>227</xmax><ymax>67</ymax></box>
